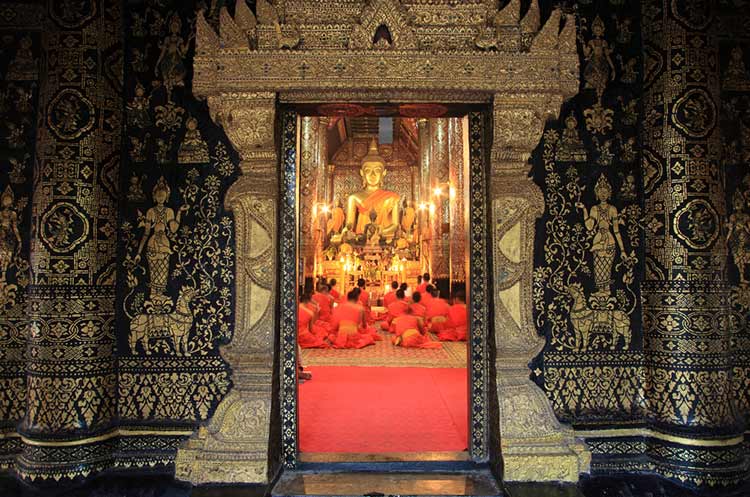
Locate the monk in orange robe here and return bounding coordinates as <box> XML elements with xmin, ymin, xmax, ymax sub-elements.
<box><xmin>357</xmin><ymin>278</ymin><xmax>377</xmax><ymax>323</ymax></box>
<box><xmin>437</xmin><ymin>290</ymin><xmax>468</xmax><ymax>342</ymax></box>
<box><xmin>410</xmin><ymin>291</ymin><xmax>427</xmax><ymax>318</ymax></box>
<box><xmin>416</xmin><ymin>272</ymin><xmax>430</xmax><ymax>294</ymax></box>
<box><xmin>312</xmin><ymin>283</ymin><xmax>334</xmax><ymax>323</ymax></box>
<box><xmin>380</xmin><ymin>289</ymin><xmax>409</xmax><ymax>332</ymax></box>
<box><xmin>383</xmin><ymin>281</ymin><xmax>399</xmax><ymax>307</ymax></box>
<box><xmin>421</xmin><ymin>284</ymin><xmax>435</xmax><ymax>305</ymax></box>
<box><xmin>425</xmin><ymin>287</ymin><xmax>450</xmax><ymax>333</ymax></box>
<box><xmin>298</xmin><ymin>293</ymin><xmax>330</xmax><ymax>348</ymax></box>
<box><xmin>392</xmin><ymin>307</ymin><xmax>441</xmax><ymax>349</ymax></box>
<box><xmin>331</xmin><ymin>290</ymin><xmax>376</xmax><ymax>349</ymax></box>
<box><xmin>328</xmin><ymin>278</ymin><xmax>341</xmax><ymax>303</ymax></box>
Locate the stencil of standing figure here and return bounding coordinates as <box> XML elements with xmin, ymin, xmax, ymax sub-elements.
<box><xmin>576</xmin><ymin>175</ymin><xmax>633</xmax><ymax>297</ymax></box>
<box><xmin>583</xmin><ymin>16</ymin><xmax>615</xmax><ymax>101</ymax></box>
<box><xmin>155</xmin><ymin>14</ymin><xmax>193</xmax><ymax>101</ymax></box>
<box><xmin>135</xmin><ymin>177</ymin><xmax>188</xmax><ymax>303</ymax></box>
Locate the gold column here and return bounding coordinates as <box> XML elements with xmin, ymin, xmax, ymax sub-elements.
<box><xmin>299</xmin><ymin>117</ymin><xmax>319</xmax><ymax>279</ymax></box>
<box><xmin>176</xmin><ymin>92</ymin><xmax>278</xmax><ymax>484</ymax></box>
<box><xmin>490</xmin><ymin>95</ymin><xmax>590</xmax><ymax>482</ymax></box>
<box><xmin>417</xmin><ymin>118</ymin><xmax>432</xmax><ymax>273</ymax></box>
<box><xmin>448</xmin><ymin>118</ymin><xmax>466</xmax><ymax>284</ymax></box>
<box><xmin>431</xmin><ymin>118</ymin><xmax>450</xmax><ymax>281</ymax></box>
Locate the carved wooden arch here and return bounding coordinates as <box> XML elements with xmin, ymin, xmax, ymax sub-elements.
<box><xmin>349</xmin><ymin>0</ymin><xmax>418</xmax><ymax>50</ymax></box>
<box><xmin>176</xmin><ymin>1</ymin><xmax>589</xmax><ymax>486</ymax></box>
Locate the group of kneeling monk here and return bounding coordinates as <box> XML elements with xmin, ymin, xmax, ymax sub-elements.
<box><xmin>297</xmin><ymin>273</ymin><xmax>468</xmax><ymax>351</ymax></box>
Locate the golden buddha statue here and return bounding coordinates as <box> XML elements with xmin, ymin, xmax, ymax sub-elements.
<box><xmin>345</xmin><ymin>139</ymin><xmax>400</xmax><ymax>240</ymax></box>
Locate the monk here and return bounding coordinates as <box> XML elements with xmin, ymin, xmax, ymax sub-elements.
<box><xmin>357</xmin><ymin>278</ymin><xmax>377</xmax><ymax>323</ymax></box>
<box><xmin>425</xmin><ymin>287</ymin><xmax>450</xmax><ymax>333</ymax></box>
<box><xmin>399</xmin><ymin>282</ymin><xmax>411</xmax><ymax>301</ymax></box>
<box><xmin>392</xmin><ymin>306</ymin><xmax>441</xmax><ymax>349</ymax></box>
<box><xmin>421</xmin><ymin>284</ymin><xmax>435</xmax><ymax>305</ymax></box>
<box><xmin>311</xmin><ymin>283</ymin><xmax>334</xmax><ymax>323</ymax></box>
<box><xmin>328</xmin><ymin>278</ymin><xmax>341</xmax><ymax>302</ymax></box>
<box><xmin>380</xmin><ymin>289</ymin><xmax>409</xmax><ymax>332</ymax></box>
<box><xmin>437</xmin><ymin>290</ymin><xmax>468</xmax><ymax>342</ymax></box>
<box><xmin>417</xmin><ymin>272</ymin><xmax>430</xmax><ymax>294</ymax></box>
<box><xmin>410</xmin><ymin>291</ymin><xmax>427</xmax><ymax>318</ymax></box>
<box><xmin>330</xmin><ymin>290</ymin><xmax>376</xmax><ymax>349</ymax></box>
<box><xmin>383</xmin><ymin>281</ymin><xmax>399</xmax><ymax>307</ymax></box>
<box><xmin>298</xmin><ymin>292</ymin><xmax>330</xmax><ymax>348</ymax></box>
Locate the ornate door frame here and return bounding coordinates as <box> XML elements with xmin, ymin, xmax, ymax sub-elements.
<box><xmin>175</xmin><ymin>1</ymin><xmax>590</xmax><ymax>485</ymax></box>
<box><xmin>277</xmin><ymin>109</ymin><xmax>493</xmax><ymax>469</ymax></box>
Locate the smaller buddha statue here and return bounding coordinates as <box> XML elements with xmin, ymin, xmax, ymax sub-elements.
<box><xmin>401</xmin><ymin>199</ymin><xmax>416</xmax><ymax>235</ymax></box>
<box><xmin>178</xmin><ymin>117</ymin><xmax>209</xmax><ymax>164</ymax></box>
<box><xmin>556</xmin><ymin>113</ymin><xmax>587</xmax><ymax>162</ymax></box>
<box><xmin>326</xmin><ymin>197</ymin><xmax>345</xmax><ymax>235</ymax></box>
<box><xmin>364</xmin><ymin>210</ymin><xmax>382</xmax><ymax>247</ymax></box>
<box><xmin>344</xmin><ymin>138</ymin><xmax>401</xmax><ymax>242</ymax></box>
<box><xmin>7</xmin><ymin>36</ymin><xmax>37</xmax><ymax>81</ymax></box>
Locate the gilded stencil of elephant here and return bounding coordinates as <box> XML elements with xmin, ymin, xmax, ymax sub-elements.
<box><xmin>129</xmin><ymin>287</ymin><xmax>196</xmax><ymax>356</ymax></box>
<box><xmin>567</xmin><ymin>284</ymin><xmax>630</xmax><ymax>351</ymax></box>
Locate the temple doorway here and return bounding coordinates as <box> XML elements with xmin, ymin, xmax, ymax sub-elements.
<box><xmin>289</xmin><ymin>108</ymin><xmax>476</xmax><ymax>462</ymax></box>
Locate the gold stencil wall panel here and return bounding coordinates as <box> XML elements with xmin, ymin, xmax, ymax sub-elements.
<box><xmin>116</xmin><ymin>0</ymin><xmax>234</xmax><ymax>457</ymax></box>
<box><xmin>530</xmin><ymin>2</ymin><xmax>646</xmax><ymax>426</ymax></box>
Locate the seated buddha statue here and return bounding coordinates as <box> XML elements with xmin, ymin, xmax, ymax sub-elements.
<box><xmin>345</xmin><ymin>139</ymin><xmax>401</xmax><ymax>241</ymax></box>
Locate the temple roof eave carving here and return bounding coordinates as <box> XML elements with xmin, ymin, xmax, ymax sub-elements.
<box><xmin>193</xmin><ymin>50</ymin><xmax>579</xmax><ymax>99</ymax></box>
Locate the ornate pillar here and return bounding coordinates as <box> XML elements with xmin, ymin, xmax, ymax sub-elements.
<box><xmin>640</xmin><ymin>0</ymin><xmax>746</xmax><ymax>485</ymax></box>
<box><xmin>490</xmin><ymin>95</ymin><xmax>590</xmax><ymax>482</ymax></box>
<box><xmin>417</xmin><ymin>118</ymin><xmax>432</xmax><ymax>273</ymax></box>
<box><xmin>176</xmin><ymin>92</ymin><xmax>278</xmax><ymax>484</ymax></box>
<box><xmin>299</xmin><ymin>117</ymin><xmax>319</xmax><ymax>279</ymax></box>
<box><xmin>448</xmin><ymin>118</ymin><xmax>466</xmax><ymax>285</ymax></box>
<box><xmin>431</xmin><ymin>118</ymin><xmax>450</xmax><ymax>282</ymax></box>
<box><xmin>18</xmin><ymin>1</ymin><xmax>122</xmax><ymax>481</ymax></box>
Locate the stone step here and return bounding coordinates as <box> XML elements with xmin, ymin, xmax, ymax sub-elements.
<box><xmin>271</xmin><ymin>470</ymin><xmax>503</xmax><ymax>497</ymax></box>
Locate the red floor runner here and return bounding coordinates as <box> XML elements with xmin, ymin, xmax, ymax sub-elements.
<box><xmin>299</xmin><ymin>366</ymin><xmax>468</xmax><ymax>453</ymax></box>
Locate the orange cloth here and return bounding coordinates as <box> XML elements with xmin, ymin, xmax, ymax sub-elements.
<box><xmin>330</xmin><ymin>288</ymin><xmax>341</xmax><ymax>302</ymax></box>
<box><xmin>437</xmin><ymin>303</ymin><xmax>468</xmax><ymax>341</ymax></box>
<box><xmin>383</xmin><ymin>290</ymin><xmax>397</xmax><ymax>307</ymax></box>
<box><xmin>331</xmin><ymin>302</ymin><xmax>376</xmax><ymax>349</ymax></box>
<box><xmin>312</xmin><ymin>292</ymin><xmax>333</xmax><ymax>321</ymax></box>
<box><xmin>416</xmin><ymin>283</ymin><xmax>428</xmax><ymax>294</ymax></box>
<box><xmin>391</xmin><ymin>315</ymin><xmax>441</xmax><ymax>349</ymax></box>
<box><xmin>298</xmin><ymin>305</ymin><xmax>329</xmax><ymax>348</ymax></box>
<box><xmin>411</xmin><ymin>302</ymin><xmax>426</xmax><ymax>318</ymax></box>
<box><xmin>354</xmin><ymin>189</ymin><xmax>400</xmax><ymax>234</ymax></box>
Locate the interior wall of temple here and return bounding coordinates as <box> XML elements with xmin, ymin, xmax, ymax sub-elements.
<box><xmin>0</xmin><ymin>0</ymin><xmax>747</xmax><ymax>487</ymax></box>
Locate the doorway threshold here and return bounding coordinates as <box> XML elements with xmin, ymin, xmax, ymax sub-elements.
<box><xmin>271</xmin><ymin>469</ymin><xmax>503</xmax><ymax>497</ymax></box>
<box><xmin>300</xmin><ymin>451</ymin><xmax>470</xmax><ymax>463</ymax></box>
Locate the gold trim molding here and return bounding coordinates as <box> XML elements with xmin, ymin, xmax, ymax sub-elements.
<box><xmin>177</xmin><ymin>0</ymin><xmax>586</xmax><ymax>485</ymax></box>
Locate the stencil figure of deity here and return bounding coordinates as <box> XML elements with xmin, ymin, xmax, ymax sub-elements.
<box><xmin>583</xmin><ymin>16</ymin><xmax>615</xmax><ymax>101</ymax></box>
<box><xmin>576</xmin><ymin>175</ymin><xmax>633</xmax><ymax>296</ymax></box>
<box><xmin>135</xmin><ymin>177</ymin><xmax>188</xmax><ymax>302</ymax></box>
<box><xmin>0</xmin><ymin>187</ymin><xmax>21</xmax><ymax>281</ymax></box>
<box><xmin>155</xmin><ymin>14</ymin><xmax>192</xmax><ymax>101</ymax></box>
<box><xmin>727</xmin><ymin>191</ymin><xmax>750</xmax><ymax>286</ymax></box>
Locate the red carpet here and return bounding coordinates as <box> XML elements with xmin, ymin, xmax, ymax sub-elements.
<box><xmin>299</xmin><ymin>367</ymin><xmax>468</xmax><ymax>453</ymax></box>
